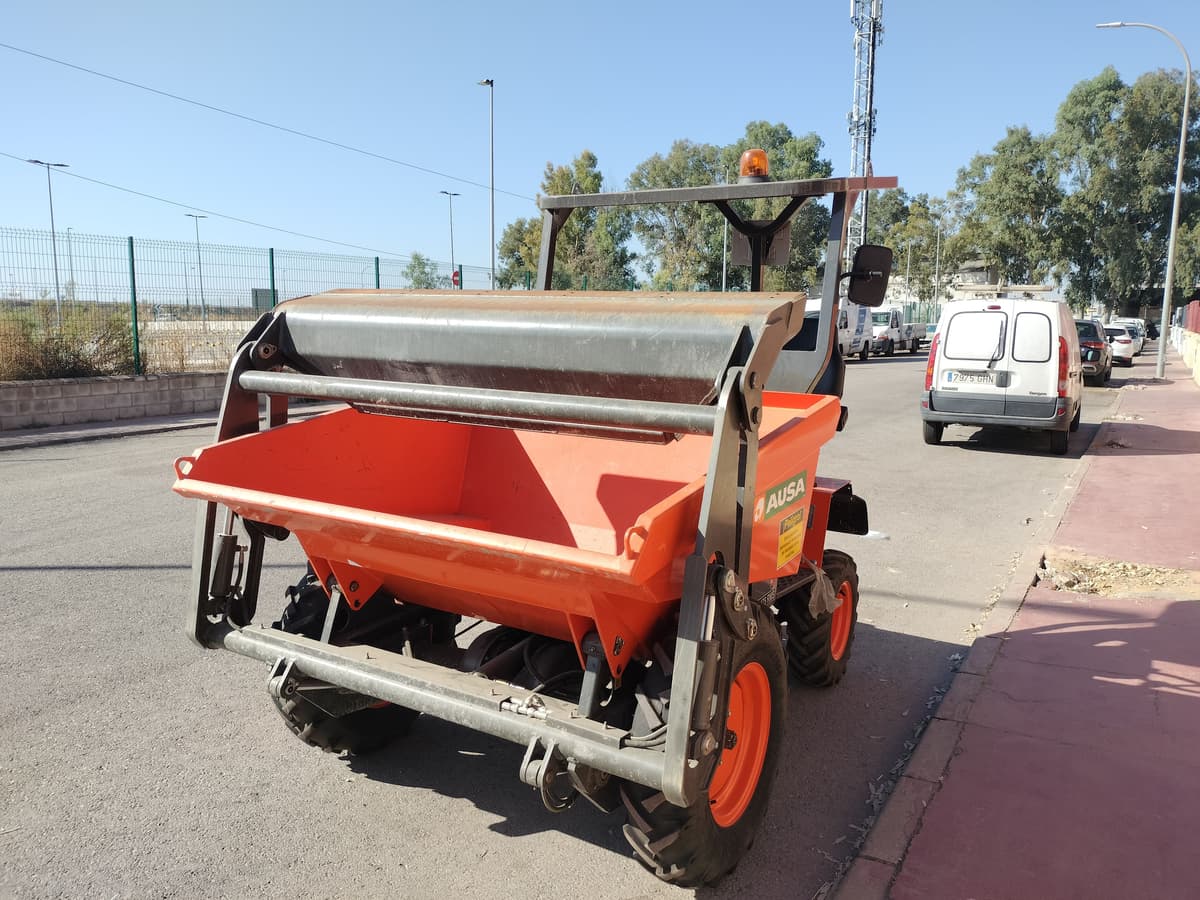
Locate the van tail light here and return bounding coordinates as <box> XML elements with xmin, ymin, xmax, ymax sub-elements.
<box><xmin>925</xmin><ymin>333</ymin><xmax>940</xmax><ymax>391</ymax></box>
<box><xmin>1081</xmin><ymin>340</ymin><xmax>1105</xmax><ymax>349</ymax></box>
<box><xmin>1057</xmin><ymin>336</ymin><xmax>1069</xmax><ymax>397</ymax></box>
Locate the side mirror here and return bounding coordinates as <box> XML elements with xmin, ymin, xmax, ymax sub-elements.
<box><xmin>847</xmin><ymin>244</ymin><xmax>893</xmax><ymax>307</ymax></box>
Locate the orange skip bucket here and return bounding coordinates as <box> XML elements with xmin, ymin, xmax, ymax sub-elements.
<box><xmin>174</xmin><ymin>390</ymin><xmax>838</xmax><ymax>677</ymax></box>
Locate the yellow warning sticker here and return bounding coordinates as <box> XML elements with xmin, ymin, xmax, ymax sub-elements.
<box><xmin>777</xmin><ymin>506</ymin><xmax>807</xmax><ymax>569</ymax></box>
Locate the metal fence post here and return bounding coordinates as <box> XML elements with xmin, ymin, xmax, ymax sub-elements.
<box><xmin>269</xmin><ymin>248</ymin><xmax>277</xmax><ymax>306</ymax></box>
<box><xmin>374</xmin><ymin>256</ymin><xmax>381</xmax><ymax>289</ymax></box>
<box><xmin>128</xmin><ymin>236</ymin><xmax>142</xmax><ymax>375</ymax></box>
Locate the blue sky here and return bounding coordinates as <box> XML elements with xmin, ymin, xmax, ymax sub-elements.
<box><xmin>2</xmin><ymin>0</ymin><xmax>1195</xmax><ymax>268</ymax></box>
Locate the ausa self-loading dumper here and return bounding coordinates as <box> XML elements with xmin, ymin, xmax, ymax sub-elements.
<box><xmin>173</xmin><ymin>158</ymin><xmax>895</xmax><ymax>886</ymax></box>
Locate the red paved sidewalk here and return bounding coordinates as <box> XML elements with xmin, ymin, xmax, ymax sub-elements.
<box><xmin>840</xmin><ymin>350</ymin><xmax>1200</xmax><ymax>900</ymax></box>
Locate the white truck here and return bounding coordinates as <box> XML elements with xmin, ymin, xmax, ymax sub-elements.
<box><xmin>867</xmin><ymin>306</ymin><xmax>922</xmax><ymax>356</ymax></box>
<box><xmin>838</xmin><ymin>299</ymin><xmax>873</xmax><ymax>360</ymax></box>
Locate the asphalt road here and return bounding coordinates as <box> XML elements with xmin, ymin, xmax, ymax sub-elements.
<box><xmin>0</xmin><ymin>355</ymin><xmax>1128</xmax><ymax>899</ymax></box>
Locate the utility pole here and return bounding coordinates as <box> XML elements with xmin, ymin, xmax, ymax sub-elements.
<box><xmin>185</xmin><ymin>213</ymin><xmax>207</xmax><ymax>323</ymax></box>
<box><xmin>27</xmin><ymin>159</ymin><xmax>69</xmax><ymax>326</ymax></box>
<box><xmin>440</xmin><ymin>190</ymin><xmax>461</xmax><ymax>280</ymax></box>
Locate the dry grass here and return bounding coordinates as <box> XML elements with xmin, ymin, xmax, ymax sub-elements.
<box><xmin>0</xmin><ymin>303</ymin><xmax>136</xmax><ymax>380</ymax></box>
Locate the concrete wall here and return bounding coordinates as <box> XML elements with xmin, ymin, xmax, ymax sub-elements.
<box><xmin>0</xmin><ymin>373</ymin><xmax>225</xmax><ymax>432</ymax></box>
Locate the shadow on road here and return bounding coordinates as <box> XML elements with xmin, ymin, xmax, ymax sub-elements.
<box><xmin>848</xmin><ymin>354</ymin><xmax>927</xmax><ymax>366</ymax></box>
<box><xmin>338</xmin><ymin>622</ymin><xmax>962</xmax><ymax>898</ymax></box>
<box><xmin>935</xmin><ymin>421</ymin><xmax>1101</xmax><ymax>459</ymax></box>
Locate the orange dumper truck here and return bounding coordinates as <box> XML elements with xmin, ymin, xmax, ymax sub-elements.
<box><xmin>174</xmin><ymin>159</ymin><xmax>895</xmax><ymax>886</ymax></box>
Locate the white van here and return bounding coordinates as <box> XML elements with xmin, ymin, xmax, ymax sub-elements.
<box><xmin>920</xmin><ymin>297</ymin><xmax>1082</xmax><ymax>454</ymax></box>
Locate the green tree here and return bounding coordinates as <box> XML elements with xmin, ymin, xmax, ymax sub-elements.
<box><xmin>628</xmin><ymin>123</ymin><xmax>832</xmax><ymax>292</ymax></box>
<box><xmin>1051</xmin><ymin>67</ymin><xmax>1199</xmax><ymax>314</ymax></box>
<box><xmin>949</xmin><ymin>126</ymin><xmax>1062</xmax><ymax>286</ymax></box>
<box><xmin>1050</xmin><ymin>68</ymin><xmax>1127</xmax><ymax>311</ymax></box>
<box><xmin>627</xmin><ymin>139</ymin><xmax>725</xmax><ymax>290</ymax></box>
<box><xmin>496</xmin><ymin>217</ymin><xmax>541</xmax><ymax>289</ymax></box>
<box><xmin>496</xmin><ymin>151</ymin><xmax>637</xmax><ymax>290</ymax></box>
<box><xmin>403</xmin><ymin>252</ymin><xmax>449</xmax><ymax>289</ymax></box>
<box><xmin>720</xmin><ymin>122</ymin><xmax>833</xmax><ymax>293</ymax></box>
<box><xmin>870</xmin><ymin>193</ymin><xmax>949</xmax><ymax>302</ymax></box>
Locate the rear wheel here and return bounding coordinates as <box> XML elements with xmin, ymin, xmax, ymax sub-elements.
<box><xmin>922</xmin><ymin>420</ymin><xmax>944</xmax><ymax>445</ymax></box>
<box><xmin>271</xmin><ymin>571</ymin><xmax>455</xmax><ymax>754</ymax></box>
<box><xmin>1069</xmin><ymin>403</ymin><xmax>1081</xmax><ymax>433</ymax></box>
<box><xmin>909</xmin><ymin>338</ymin><xmax>920</xmax><ymax>354</ymax></box>
<box><xmin>885</xmin><ymin>339</ymin><xmax>895</xmax><ymax>357</ymax></box>
<box><xmin>778</xmin><ymin>550</ymin><xmax>860</xmax><ymax>686</ymax></box>
<box><xmin>859</xmin><ymin>343</ymin><xmax>870</xmax><ymax>361</ymax></box>
<box><xmin>1049</xmin><ymin>429</ymin><xmax>1069</xmax><ymax>455</ymax></box>
<box><xmin>276</xmin><ymin>693</ymin><xmax>417</xmax><ymax>755</ymax></box>
<box><xmin>621</xmin><ymin>615</ymin><xmax>786</xmax><ymax>887</ymax></box>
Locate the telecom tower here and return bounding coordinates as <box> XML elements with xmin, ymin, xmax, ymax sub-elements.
<box><xmin>847</xmin><ymin>0</ymin><xmax>883</xmax><ymax>261</ymax></box>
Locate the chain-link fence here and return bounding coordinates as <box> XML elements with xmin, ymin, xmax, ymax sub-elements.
<box><xmin>0</xmin><ymin>226</ymin><xmax>496</xmax><ymax>379</ymax></box>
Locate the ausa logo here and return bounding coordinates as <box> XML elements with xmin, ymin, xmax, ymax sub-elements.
<box><xmin>754</xmin><ymin>470</ymin><xmax>809</xmax><ymax>522</ymax></box>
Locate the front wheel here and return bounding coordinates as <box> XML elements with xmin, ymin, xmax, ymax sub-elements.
<box><xmin>621</xmin><ymin>615</ymin><xmax>786</xmax><ymax>887</ymax></box>
<box><xmin>777</xmin><ymin>550</ymin><xmax>860</xmax><ymax>687</ymax></box>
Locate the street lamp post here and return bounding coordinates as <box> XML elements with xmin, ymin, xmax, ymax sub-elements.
<box><xmin>478</xmin><ymin>79</ymin><xmax>495</xmax><ymax>288</ymax></box>
<box><xmin>185</xmin><ymin>213</ymin><xmax>208</xmax><ymax>323</ymax></box>
<box><xmin>440</xmin><ymin>190</ymin><xmax>461</xmax><ymax>284</ymax></box>
<box><xmin>1097</xmin><ymin>21</ymin><xmax>1192</xmax><ymax>379</ymax></box>
<box><xmin>26</xmin><ymin>159</ymin><xmax>68</xmax><ymax>326</ymax></box>
<box><xmin>933</xmin><ymin>224</ymin><xmax>942</xmax><ymax>306</ymax></box>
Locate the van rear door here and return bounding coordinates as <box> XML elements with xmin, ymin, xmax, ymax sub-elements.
<box><xmin>1004</xmin><ymin>307</ymin><xmax>1059</xmax><ymax>419</ymax></box>
<box><xmin>933</xmin><ymin>303</ymin><xmax>1010</xmax><ymax>417</ymax></box>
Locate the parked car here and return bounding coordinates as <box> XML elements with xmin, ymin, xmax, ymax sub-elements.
<box><xmin>921</xmin><ymin>297</ymin><xmax>1083</xmax><ymax>454</ymax></box>
<box><xmin>1075</xmin><ymin>319</ymin><xmax>1112</xmax><ymax>385</ymax></box>
<box><xmin>1111</xmin><ymin>318</ymin><xmax>1146</xmax><ymax>355</ymax></box>
<box><xmin>1105</xmin><ymin>325</ymin><xmax>1136</xmax><ymax>366</ymax></box>
<box><xmin>1127</xmin><ymin>324</ymin><xmax>1146</xmax><ymax>355</ymax></box>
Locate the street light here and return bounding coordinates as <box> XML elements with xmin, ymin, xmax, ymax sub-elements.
<box><xmin>933</xmin><ymin>223</ymin><xmax>942</xmax><ymax>306</ymax></box>
<box><xmin>440</xmin><ymin>190</ymin><xmax>461</xmax><ymax>284</ymax></box>
<box><xmin>1097</xmin><ymin>21</ymin><xmax>1192</xmax><ymax>379</ymax></box>
<box><xmin>478</xmin><ymin>78</ymin><xmax>495</xmax><ymax>288</ymax></box>
<box><xmin>185</xmin><ymin>213</ymin><xmax>208</xmax><ymax>323</ymax></box>
<box><xmin>26</xmin><ymin>159</ymin><xmax>68</xmax><ymax>326</ymax></box>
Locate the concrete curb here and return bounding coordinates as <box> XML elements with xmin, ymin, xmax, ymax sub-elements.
<box><xmin>0</xmin><ymin>412</ymin><xmax>219</xmax><ymax>451</ymax></box>
<box><xmin>830</xmin><ymin>384</ymin><xmax>1129</xmax><ymax>899</ymax></box>
<box><xmin>0</xmin><ymin>402</ymin><xmax>342</xmax><ymax>452</ymax></box>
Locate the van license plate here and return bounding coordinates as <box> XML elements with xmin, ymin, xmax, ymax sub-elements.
<box><xmin>946</xmin><ymin>370</ymin><xmax>995</xmax><ymax>385</ymax></box>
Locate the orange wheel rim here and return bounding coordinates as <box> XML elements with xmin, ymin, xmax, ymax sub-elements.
<box><xmin>829</xmin><ymin>580</ymin><xmax>854</xmax><ymax>661</ymax></box>
<box><xmin>708</xmin><ymin>661</ymin><xmax>771</xmax><ymax>828</ymax></box>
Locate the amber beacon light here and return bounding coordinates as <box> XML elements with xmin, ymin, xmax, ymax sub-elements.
<box><xmin>738</xmin><ymin>148</ymin><xmax>770</xmax><ymax>182</ymax></box>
